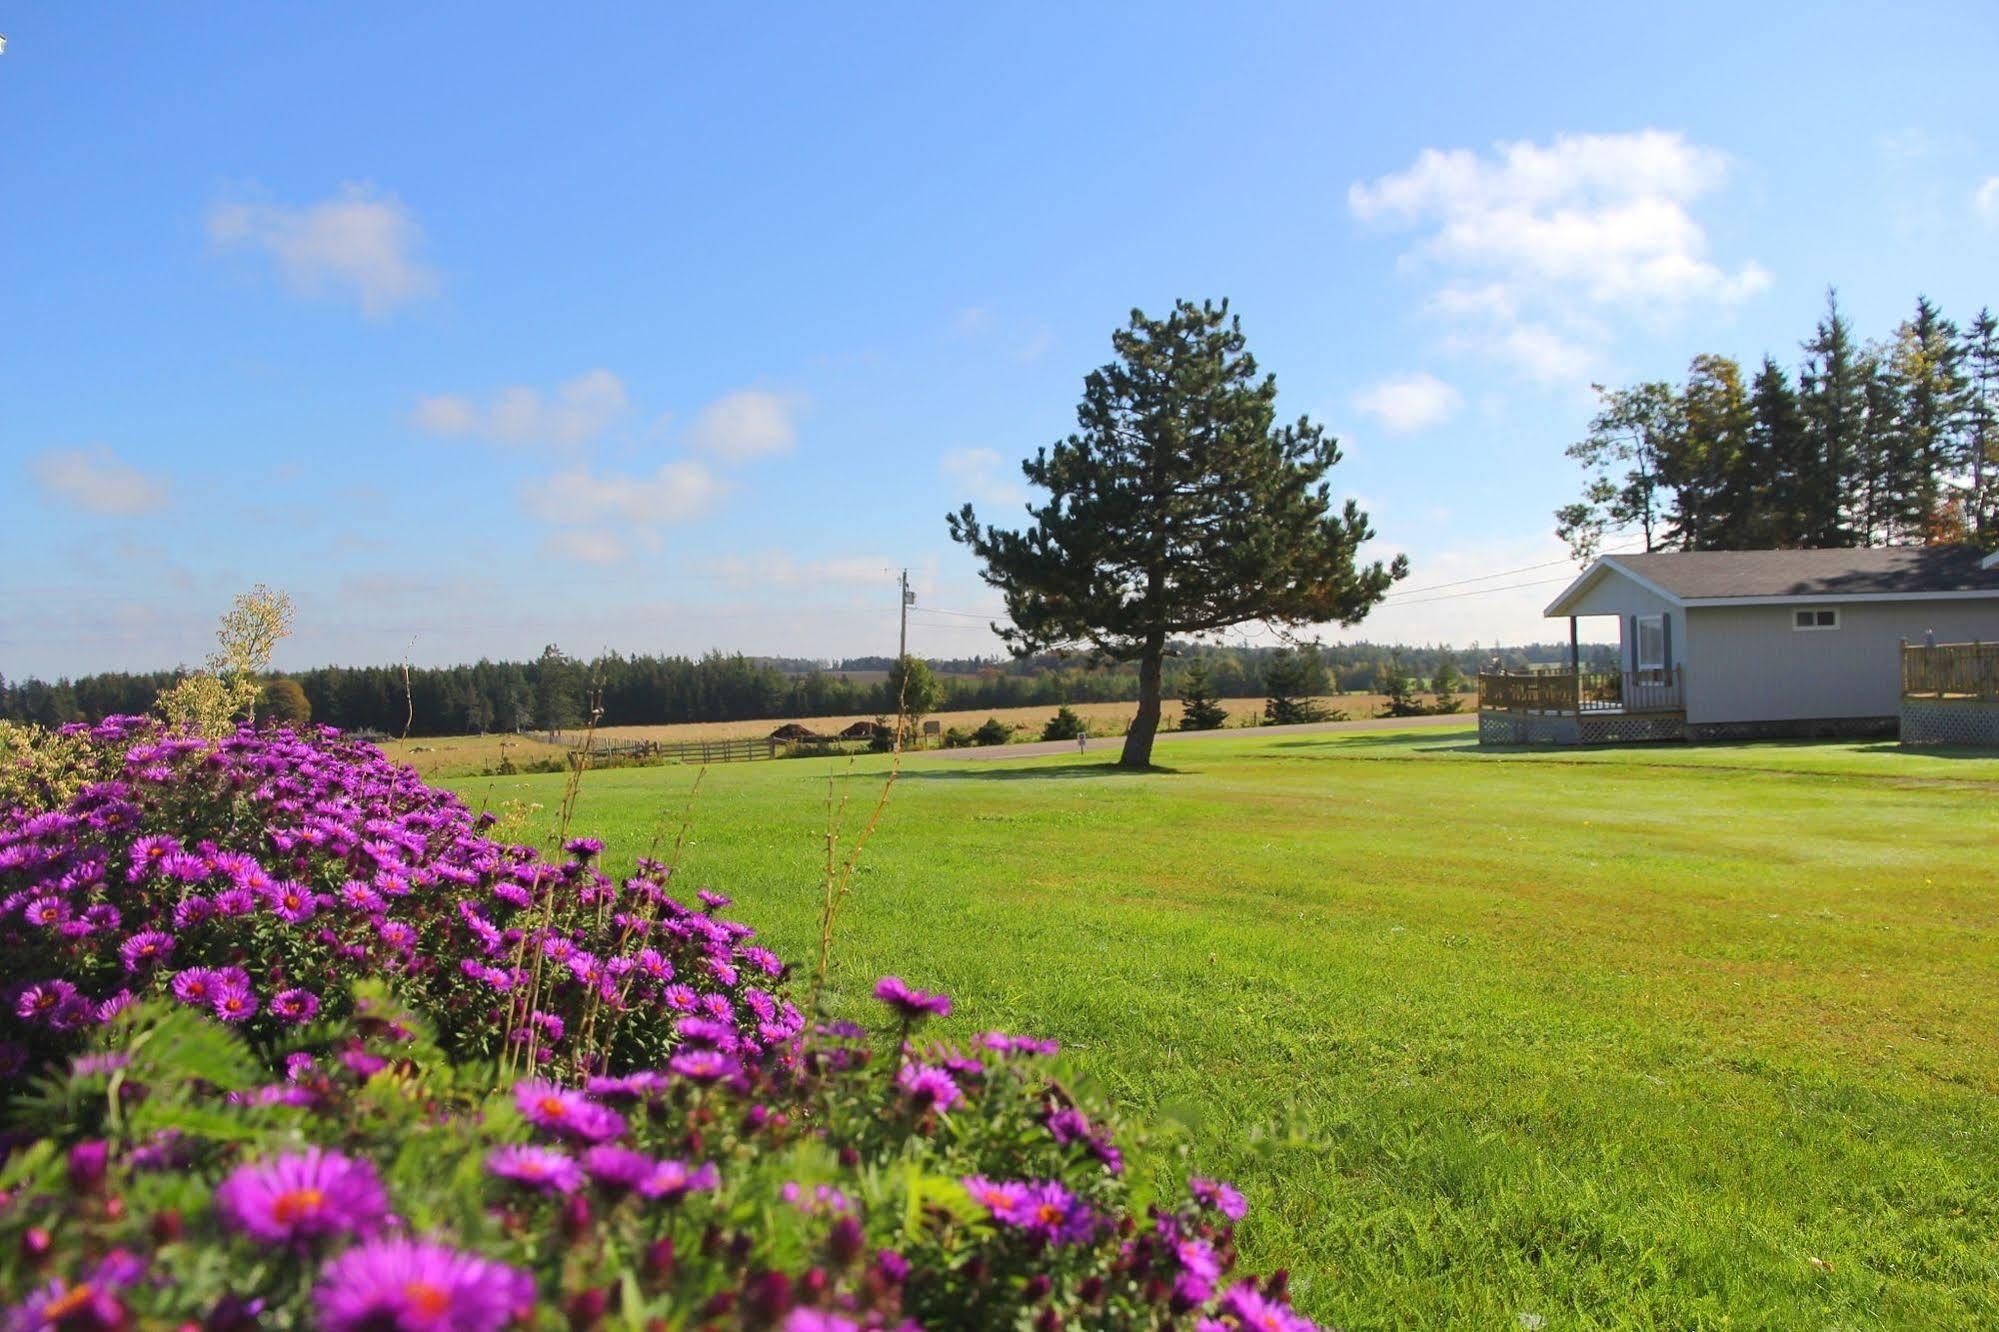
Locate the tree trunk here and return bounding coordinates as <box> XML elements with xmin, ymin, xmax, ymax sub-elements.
<box><xmin>1119</xmin><ymin>636</ymin><xmax>1166</xmax><ymax>769</ymax></box>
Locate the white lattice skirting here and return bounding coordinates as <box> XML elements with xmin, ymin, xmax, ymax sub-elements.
<box><xmin>1901</xmin><ymin>698</ymin><xmax>1999</xmax><ymax>748</ymax></box>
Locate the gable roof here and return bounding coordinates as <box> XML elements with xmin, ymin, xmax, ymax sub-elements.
<box><xmin>1546</xmin><ymin>546</ymin><xmax>1999</xmax><ymax>616</ymax></box>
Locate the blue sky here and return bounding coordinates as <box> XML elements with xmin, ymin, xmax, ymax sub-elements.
<box><xmin>4</xmin><ymin>2</ymin><xmax>1997</xmax><ymax>678</ymax></box>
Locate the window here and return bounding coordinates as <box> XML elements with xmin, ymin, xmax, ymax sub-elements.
<box><xmin>1634</xmin><ymin>614</ymin><xmax>1667</xmax><ymax>672</ymax></box>
<box><xmin>1792</xmin><ymin>608</ymin><xmax>1839</xmax><ymax>631</ymax></box>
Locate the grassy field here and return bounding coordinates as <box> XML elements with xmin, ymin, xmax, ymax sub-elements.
<box><xmin>385</xmin><ymin>692</ymin><xmax>1454</xmax><ymax>778</ymax></box>
<box><xmin>443</xmin><ymin>728</ymin><xmax>1999</xmax><ymax>1328</ymax></box>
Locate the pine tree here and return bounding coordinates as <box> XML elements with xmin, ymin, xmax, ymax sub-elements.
<box><xmin>1263</xmin><ymin>649</ymin><xmax>1331</xmax><ymax>726</ymax></box>
<box><xmin>1884</xmin><ymin>296</ymin><xmax>1967</xmax><ymax>543</ymax></box>
<box><xmin>1429</xmin><ymin>659</ymin><xmax>1466</xmax><ymax>714</ymax></box>
<box><xmin>948</xmin><ymin>299</ymin><xmax>1404</xmax><ymax>769</ymax></box>
<box><xmin>1798</xmin><ymin>289</ymin><xmax>1864</xmax><ymax>546</ymax></box>
<box><xmin>1746</xmin><ymin>357</ymin><xmax>1809</xmax><ymax>546</ymax></box>
<box><xmin>1177</xmin><ymin>662</ymin><xmax>1229</xmax><ymax>730</ymax></box>
<box><xmin>1961</xmin><ymin>307</ymin><xmax>1999</xmax><ymax>546</ymax></box>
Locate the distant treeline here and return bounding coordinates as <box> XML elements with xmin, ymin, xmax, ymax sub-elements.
<box><xmin>0</xmin><ymin>640</ymin><xmax>1608</xmax><ymax>736</ymax></box>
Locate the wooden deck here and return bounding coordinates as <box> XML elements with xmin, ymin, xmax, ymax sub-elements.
<box><xmin>1478</xmin><ymin>668</ymin><xmax>1685</xmax><ymax>717</ymax></box>
<box><xmin>1902</xmin><ymin>641</ymin><xmax>1999</xmax><ymax>700</ymax></box>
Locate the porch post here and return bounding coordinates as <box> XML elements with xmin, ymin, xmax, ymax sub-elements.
<box><xmin>1570</xmin><ymin>616</ymin><xmax>1581</xmax><ymax>714</ymax></box>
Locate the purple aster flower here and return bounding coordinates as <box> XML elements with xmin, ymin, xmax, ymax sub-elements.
<box><xmin>171</xmin><ymin>895</ymin><xmax>215</xmax><ymax>929</ymax></box>
<box><xmin>667</xmin><ymin>1048</ymin><xmax>738</xmax><ymax>1084</ymax></box>
<box><xmin>1173</xmin><ymin>1236</ymin><xmax>1222</xmax><ymax>1305</ymax></box>
<box><xmin>962</xmin><ymin>1175</ymin><xmax>1028</xmax><ymax>1217</ymax></box>
<box><xmin>160</xmin><ymin>851</ymin><xmax>212</xmax><ymax>883</ymax></box>
<box><xmin>1000</xmin><ymin>1180</ymin><xmax>1096</xmax><ymax>1246</ymax></box>
<box><xmin>126</xmin><ymin>834</ymin><xmax>180</xmax><ymax>880</ymax></box>
<box><xmin>1219</xmin><ymin>1281</ymin><xmax>1317</xmax><ymax>1332</ymax></box>
<box><xmin>514</xmin><ymin>1080</ymin><xmax>627</xmax><ymax>1143</ymax></box>
<box><xmin>782</xmin><ymin>1314</ymin><xmax>860</xmax><ymax>1332</ymax></box>
<box><xmin>213</xmin><ymin>886</ymin><xmax>256</xmax><ymax>916</ymax></box>
<box><xmin>486</xmin><ymin>1145</ymin><xmax>583</xmax><ymax>1194</ymax></box>
<box><xmin>873</xmin><ymin>975</ymin><xmax>951</xmax><ymax>1020</ymax></box>
<box><xmin>581</xmin><ymin>1145</ymin><xmax>658</xmax><ymax>1196</ymax></box>
<box><xmin>896</xmin><ymin>1062</ymin><xmax>963</xmax><ymax>1113</ymax></box>
<box><xmin>1190</xmin><ymin>1176</ymin><xmax>1248</xmax><ymax>1221</ymax></box>
<box><xmin>7</xmin><ymin>1250</ymin><xmax>146</xmax><ymax>1331</ymax></box>
<box><xmin>215</xmin><ymin>1148</ymin><xmax>387</xmax><ymax>1245</ymax></box>
<box><xmin>315</xmin><ymin>1237</ymin><xmax>533</xmax><ymax>1332</ymax></box>
<box><xmin>646</xmin><ymin>1158</ymin><xmax>720</xmax><ymax>1201</ymax></box>
<box><xmin>563</xmin><ymin>836</ymin><xmax>604</xmax><ymax>861</ymax></box>
<box><xmin>212</xmin><ymin>979</ymin><xmax>259</xmax><ymax>1023</ymax></box>
<box><xmin>15</xmin><ymin>979</ymin><xmax>79</xmax><ymax>1025</ymax></box>
<box><xmin>271</xmin><ymin>988</ymin><xmax>321</xmax><ymax>1023</ymax></box>
<box><xmin>263</xmin><ymin>880</ymin><xmax>318</xmax><ymax>923</ymax></box>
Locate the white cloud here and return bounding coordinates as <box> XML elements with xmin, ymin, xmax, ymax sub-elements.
<box><xmin>208</xmin><ymin>183</ymin><xmax>437</xmax><ymax>317</ymax></box>
<box><xmin>25</xmin><ymin>446</ymin><xmax>170</xmax><ymax>515</ymax></box>
<box><xmin>522</xmin><ymin>459</ymin><xmax>727</xmax><ymax>529</ymax></box>
<box><xmin>1351</xmin><ymin>131</ymin><xmax>1769</xmax><ymax>385</ymax></box>
<box><xmin>540</xmin><ymin>529</ymin><xmax>626</xmax><ymax>565</ymax></box>
<box><xmin>1976</xmin><ymin>177</ymin><xmax>1999</xmax><ymax>225</ymax></box>
<box><xmin>686</xmin><ymin>389</ymin><xmax>799</xmax><ymax>462</ymax></box>
<box><xmin>1352</xmin><ymin>373</ymin><xmax>1463</xmax><ymax>433</ymax></box>
<box><xmin>411</xmin><ymin>370</ymin><xmax>628</xmax><ymax>448</ymax></box>
<box><xmin>941</xmin><ymin>446</ymin><xmax>1027</xmax><ymax>507</ymax></box>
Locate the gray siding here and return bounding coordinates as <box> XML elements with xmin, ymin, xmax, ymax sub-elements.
<box><xmin>1549</xmin><ymin>576</ymin><xmax>1685</xmax><ymax>675</ymax></box>
<box><xmin>1681</xmin><ymin>599</ymin><xmax>1999</xmax><ymax>724</ymax></box>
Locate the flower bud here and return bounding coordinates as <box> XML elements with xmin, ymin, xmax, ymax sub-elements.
<box><xmin>1024</xmin><ymin>1274</ymin><xmax>1052</xmax><ymax>1300</ymax></box>
<box><xmin>560</xmin><ymin>1194</ymin><xmax>592</xmax><ymax>1242</ymax></box>
<box><xmin>565</xmin><ymin>1288</ymin><xmax>607</xmax><ymax>1330</ymax></box>
<box><xmin>152</xmin><ymin>1209</ymin><xmax>185</xmax><ymax>1244</ymax></box>
<box><xmin>643</xmin><ymin>1237</ymin><xmax>675</xmax><ymax>1283</ymax></box>
<box><xmin>826</xmin><ymin>1216</ymin><xmax>865</xmax><ymax>1268</ymax></box>
<box><xmin>20</xmin><ymin>1227</ymin><xmax>51</xmax><ymax>1265</ymax></box>
<box><xmin>68</xmin><ymin>1139</ymin><xmax>109</xmax><ymax>1192</ymax></box>
<box><xmin>741</xmin><ymin>1270</ymin><xmax>791</xmax><ymax>1324</ymax></box>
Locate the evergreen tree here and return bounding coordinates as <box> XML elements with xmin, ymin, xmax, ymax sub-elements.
<box><xmin>1039</xmin><ymin>705</ymin><xmax>1087</xmax><ymax>741</ymax></box>
<box><xmin>1378</xmin><ymin>657</ymin><xmax>1425</xmax><ymax>718</ymax></box>
<box><xmin>1429</xmin><ymin>659</ymin><xmax>1466</xmax><ymax>714</ymax></box>
<box><xmin>948</xmin><ymin>299</ymin><xmax>1404</xmax><ymax>768</ymax></box>
<box><xmin>1798</xmin><ymin>289</ymin><xmax>1864</xmax><ymax>546</ymax></box>
<box><xmin>1854</xmin><ymin>348</ymin><xmax>1901</xmax><ymax>545</ymax></box>
<box><xmin>1176</xmin><ymin>661</ymin><xmax>1229</xmax><ymax>730</ymax></box>
<box><xmin>1263</xmin><ymin>649</ymin><xmax>1330</xmax><ymax>725</ymax></box>
<box><xmin>1885</xmin><ymin>296</ymin><xmax>1966</xmax><ymax>542</ymax></box>
<box><xmin>532</xmin><ymin>645</ymin><xmax>579</xmax><ymax>738</ymax></box>
<box><xmin>1961</xmin><ymin>307</ymin><xmax>1999</xmax><ymax>546</ymax></box>
<box><xmin>1746</xmin><ymin>357</ymin><xmax>1809</xmax><ymax>546</ymax></box>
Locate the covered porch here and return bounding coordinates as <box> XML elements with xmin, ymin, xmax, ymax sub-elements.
<box><xmin>1477</xmin><ymin>614</ymin><xmax>1686</xmax><ymax>745</ymax></box>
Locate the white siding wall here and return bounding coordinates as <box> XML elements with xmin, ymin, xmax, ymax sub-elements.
<box><xmin>1681</xmin><ymin>599</ymin><xmax>1999</xmax><ymax>724</ymax></box>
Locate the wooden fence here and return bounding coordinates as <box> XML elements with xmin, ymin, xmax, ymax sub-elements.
<box><xmin>591</xmin><ymin>736</ymin><xmax>787</xmax><ymax>764</ymax></box>
<box><xmin>1901</xmin><ymin>641</ymin><xmax>1999</xmax><ymax>700</ymax></box>
<box><xmin>1479</xmin><ymin>668</ymin><xmax>1683</xmax><ymax>715</ymax></box>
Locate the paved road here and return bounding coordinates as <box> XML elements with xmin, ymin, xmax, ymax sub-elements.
<box><xmin>928</xmin><ymin>711</ymin><xmax>1473</xmax><ymax>762</ymax></box>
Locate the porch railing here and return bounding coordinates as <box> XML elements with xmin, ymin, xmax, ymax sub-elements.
<box><xmin>1902</xmin><ymin>641</ymin><xmax>1999</xmax><ymax>700</ymax></box>
<box><xmin>1478</xmin><ymin>668</ymin><xmax>1683</xmax><ymax>716</ymax></box>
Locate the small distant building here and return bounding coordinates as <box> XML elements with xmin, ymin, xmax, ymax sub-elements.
<box><xmin>1480</xmin><ymin>546</ymin><xmax>1999</xmax><ymax>745</ymax></box>
<box><xmin>768</xmin><ymin>723</ymin><xmax>825</xmax><ymax>742</ymax></box>
<box><xmin>837</xmin><ymin>720</ymin><xmax>880</xmax><ymax>740</ymax></box>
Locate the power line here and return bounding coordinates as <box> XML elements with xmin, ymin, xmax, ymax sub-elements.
<box><xmin>1373</xmin><ymin>575</ymin><xmax>1575</xmax><ymax>609</ymax></box>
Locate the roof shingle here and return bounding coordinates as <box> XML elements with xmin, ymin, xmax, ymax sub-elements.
<box><xmin>1606</xmin><ymin>547</ymin><xmax>1999</xmax><ymax>600</ymax></box>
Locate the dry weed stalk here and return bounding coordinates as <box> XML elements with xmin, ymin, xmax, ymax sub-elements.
<box><xmin>809</xmin><ymin>673</ymin><xmax>909</xmax><ymax>1012</ymax></box>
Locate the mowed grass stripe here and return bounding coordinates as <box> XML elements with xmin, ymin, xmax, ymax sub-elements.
<box><xmin>447</xmin><ymin>730</ymin><xmax>1999</xmax><ymax>1328</ymax></box>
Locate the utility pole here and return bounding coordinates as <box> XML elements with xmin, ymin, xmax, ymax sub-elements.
<box><xmin>897</xmin><ymin>568</ymin><xmax>913</xmax><ymax>661</ymax></box>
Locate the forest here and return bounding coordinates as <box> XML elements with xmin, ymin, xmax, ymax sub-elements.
<box><xmin>0</xmin><ymin>639</ymin><xmax>1605</xmax><ymax>736</ymax></box>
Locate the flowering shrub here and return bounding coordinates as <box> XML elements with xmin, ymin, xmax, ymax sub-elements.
<box><xmin>0</xmin><ymin>717</ymin><xmax>794</xmax><ymax>1080</ymax></box>
<box><xmin>0</xmin><ymin>722</ymin><xmax>1319</xmax><ymax>1329</ymax></box>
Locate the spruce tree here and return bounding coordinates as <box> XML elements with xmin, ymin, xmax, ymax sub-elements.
<box><xmin>1177</xmin><ymin>661</ymin><xmax>1229</xmax><ymax>731</ymax></box>
<box><xmin>1747</xmin><ymin>357</ymin><xmax>1809</xmax><ymax>546</ymax></box>
<box><xmin>1263</xmin><ymin>648</ymin><xmax>1331</xmax><ymax>726</ymax></box>
<box><xmin>948</xmin><ymin>300</ymin><xmax>1404</xmax><ymax>769</ymax></box>
<box><xmin>1885</xmin><ymin>296</ymin><xmax>1966</xmax><ymax>542</ymax></box>
<box><xmin>1961</xmin><ymin>307</ymin><xmax>1999</xmax><ymax>546</ymax></box>
<box><xmin>1799</xmin><ymin>289</ymin><xmax>1864</xmax><ymax>546</ymax></box>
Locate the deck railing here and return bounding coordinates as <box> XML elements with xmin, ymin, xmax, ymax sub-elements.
<box><xmin>1478</xmin><ymin>668</ymin><xmax>1683</xmax><ymax>716</ymax></box>
<box><xmin>1901</xmin><ymin>641</ymin><xmax>1999</xmax><ymax>700</ymax></box>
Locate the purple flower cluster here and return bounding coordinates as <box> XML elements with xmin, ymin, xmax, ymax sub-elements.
<box><xmin>0</xmin><ymin>717</ymin><xmax>803</xmax><ymax>1076</ymax></box>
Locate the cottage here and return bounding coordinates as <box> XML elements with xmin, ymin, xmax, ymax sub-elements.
<box><xmin>1479</xmin><ymin>547</ymin><xmax>1999</xmax><ymax>745</ymax></box>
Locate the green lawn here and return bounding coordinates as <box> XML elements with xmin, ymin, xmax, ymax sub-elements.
<box><xmin>446</xmin><ymin>728</ymin><xmax>1999</xmax><ymax>1329</ymax></box>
